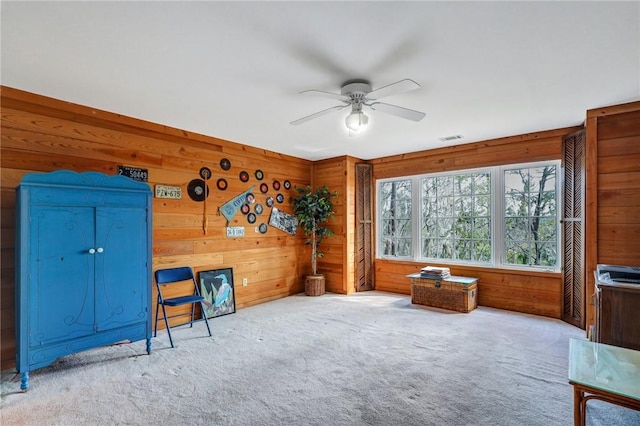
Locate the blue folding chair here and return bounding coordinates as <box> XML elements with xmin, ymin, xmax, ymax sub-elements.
<box><xmin>154</xmin><ymin>266</ymin><xmax>212</xmax><ymax>348</ymax></box>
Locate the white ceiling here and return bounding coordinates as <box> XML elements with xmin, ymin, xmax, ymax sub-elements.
<box><xmin>2</xmin><ymin>1</ymin><xmax>639</xmax><ymax>161</ymax></box>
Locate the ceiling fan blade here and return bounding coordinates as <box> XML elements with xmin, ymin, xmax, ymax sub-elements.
<box><xmin>290</xmin><ymin>105</ymin><xmax>348</xmax><ymax>125</ymax></box>
<box><xmin>299</xmin><ymin>89</ymin><xmax>350</xmax><ymax>101</ymax></box>
<box><xmin>366</xmin><ymin>79</ymin><xmax>421</xmax><ymax>100</ymax></box>
<box><xmin>369</xmin><ymin>102</ymin><xmax>426</xmax><ymax>122</ymax></box>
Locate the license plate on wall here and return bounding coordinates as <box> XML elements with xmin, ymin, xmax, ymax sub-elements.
<box><xmin>155</xmin><ymin>184</ymin><xmax>182</xmax><ymax>199</ymax></box>
<box><xmin>226</xmin><ymin>227</ymin><xmax>245</xmax><ymax>238</ymax></box>
<box><xmin>117</xmin><ymin>165</ymin><xmax>148</xmax><ymax>182</ymax></box>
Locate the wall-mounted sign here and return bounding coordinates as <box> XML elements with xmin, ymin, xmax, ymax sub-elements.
<box><xmin>220</xmin><ymin>186</ymin><xmax>255</xmax><ymax>222</ymax></box>
<box><xmin>155</xmin><ymin>184</ymin><xmax>182</xmax><ymax>199</ymax></box>
<box><xmin>226</xmin><ymin>227</ymin><xmax>245</xmax><ymax>238</ymax></box>
<box><xmin>117</xmin><ymin>165</ymin><xmax>148</xmax><ymax>182</ymax></box>
<box><xmin>268</xmin><ymin>207</ymin><xmax>298</xmax><ymax>236</ymax></box>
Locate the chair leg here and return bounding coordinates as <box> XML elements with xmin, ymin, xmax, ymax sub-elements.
<box><xmin>161</xmin><ymin>304</ymin><xmax>175</xmax><ymax>348</ymax></box>
<box><xmin>154</xmin><ymin>298</ymin><xmax>160</xmax><ymax>337</ymax></box>
<box><xmin>200</xmin><ymin>301</ymin><xmax>213</xmax><ymax>337</ymax></box>
<box><xmin>189</xmin><ymin>302</ymin><xmax>196</xmax><ymax>328</ymax></box>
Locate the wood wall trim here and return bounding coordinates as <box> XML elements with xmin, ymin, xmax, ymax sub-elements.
<box><xmin>584</xmin><ymin>116</ymin><xmax>599</xmax><ymax>332</ymax></box>
<box><xmin>586</xmin><ymin>100</ymin><xmax>640</xmax><ymax>119</ymax></box>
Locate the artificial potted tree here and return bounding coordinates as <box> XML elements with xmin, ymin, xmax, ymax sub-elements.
<box><xmin>292</xmin><ymin>185</ymin><xmax>338</xmax><ymax>296</ymax></box>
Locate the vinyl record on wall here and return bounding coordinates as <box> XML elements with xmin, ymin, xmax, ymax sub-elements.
<box><xmin>216</xmin><ymin>178</ymin><xmax>228</xmax><ymax>191</ymax></box>
<box><xmin>239</xmin><ymin>171</ymin><xmax>250</xmax><ymax>182</ymax></box>
<box><xmin>260</xmin><ymin>183</ymin><xmax>269</xmax><ymax>194</ymax></box>
<box><xmin>220</xmin><ymin>158</ymin><xmax>231</xmax><ymax>171</ymax></box>
<box><xmin>254</xmin><ymin>204</ymin><xmax>263</xmax><ymax>215</ymax></box>
<box><xmin>259</xmin><ymin>223</ymin><xmax>268</xmax><ymax>234</ymax></box>
<box><xmin>266</xmin><ymin>196</ymin><xmax>274</xmax><ymax>208</ymax></box>
<box><xmin>247</xmin><ymin>213</ymin><xmax>257</xmax><ymax>224</ymax></box>
<box><xmin>246</xmin><ymin>193</ymin><xmax>255</xmax><ymax>204</ymax></box>
<box><xmin>276</xmin><ymin>193</ymin><xmax>284</xmax><ymax>204</ymax></box>
<box><xmin>255</xmin><ymin>170</ymin><xmax>264</xmax><ymax>180</ymax></box>
<box><xmin>273</xmin><ymin>180</ymin><xmax>281</xmax><ymax>191</ymax></box>
<box><xmin>284</xmin><ymin>180</ymin><xmax>291</xmax><ymax>190</ymax></box>
<box><xmin>187</xmin><ymin>179</ymin><xmax>209</xmax><ymax>202</ymax></box>
<box><xmin>200</xmin><ymin>167</ymin><xmax>212</xmax><ymax>180</ymax></box>
<box><xmin>241</xmin><ymin>204</ymin><xmax>250</xmax><ymax>215</ymax></box>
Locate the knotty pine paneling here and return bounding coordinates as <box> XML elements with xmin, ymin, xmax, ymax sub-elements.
<box><xmin>312</xmin><ymin>156</ymin><xmax>359</xmax><ymax>294</ymax></box>
<box><xmin>375</xmin><ymin>260</ymin><xmax>562</xmax><ymax>318</ymax></box>
<box><xmin>585</xmin><ymin>101</ymin><xmax>640</xmax><ymax>332</ymax></box>
<box><xmin>371</xmin><ymin>128</ymin><xmax>581</xmax><ymax>318</ymax></box>
<box><xmin>0</xmin><ymin>86</ymin><xmax>312</xmax><ymax>369</ymax></box>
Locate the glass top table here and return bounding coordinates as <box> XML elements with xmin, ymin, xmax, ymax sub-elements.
<box><xmin>568</xmin><ymin>338</ymin><xmax>640</xmax><ymax>426</ymax></box>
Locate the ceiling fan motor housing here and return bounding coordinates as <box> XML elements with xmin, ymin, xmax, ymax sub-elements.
<box><xmin>341</xmin><ymin>81</ymin><xmax>372</xmax><ymax>97</ymax></box>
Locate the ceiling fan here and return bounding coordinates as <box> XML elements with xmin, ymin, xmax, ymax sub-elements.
<box><xmin>290</xmin><ymin>78</ymin><xmax>426</xmax><ymax>132</ymax></box>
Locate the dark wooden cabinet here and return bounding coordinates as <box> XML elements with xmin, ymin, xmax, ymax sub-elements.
<box><xmin>595</xmin><ymin>280</ymin><xmax>640</xmax><ymax>351</ymax></box>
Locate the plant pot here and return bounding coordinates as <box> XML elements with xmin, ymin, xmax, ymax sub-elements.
<box><xmin>305</xmin><ymin>274</ymin><xmax>325</xmax><ymax>296</ymax></box>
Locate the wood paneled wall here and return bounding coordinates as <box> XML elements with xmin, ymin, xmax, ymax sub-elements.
<box><xmin>0</xmin><ymin>86</ymin><xmax>312</xmax><ymax>368</ymax></box>
<box><xmin>312</xmin><ymin>156</ymin><xmax>359</xmax><ymax>294</ymax></box>
<box><xmin>585</xmin><ymin>101</ymin><xmax>640</xmax><ymax>330</ymax></box>
<box><xmin>369</xmin><ymin>127</ymin><xmax>582</xmax><ymax>319</ymax></box>
<box><xmin>2</xmin><ymin>84</ymin><xmax>636</xmax><ymax>369</ymax></box>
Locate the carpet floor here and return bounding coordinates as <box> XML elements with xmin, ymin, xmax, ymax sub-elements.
<box><xmin>2</xmin><ymin>291</ymin><xmax>639</xmax><ymax>425</ymax></box>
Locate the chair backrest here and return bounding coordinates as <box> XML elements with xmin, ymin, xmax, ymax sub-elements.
<box><xmin>155</xmin><ymin>266</ymin><xmax>195</xmax><ymax>285</ymax></box>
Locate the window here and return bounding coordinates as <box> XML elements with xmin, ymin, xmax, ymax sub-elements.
<box><xmin>421</xmin><ymin>172</ymin><xmax>491</xmax><ymax>262</ymax></box>
<box><xmin>503</xmin><ymin>165</ymin><xmax>558</xmax><ymax>267</ymax></box>
<box><xmin>377</xmin><ymin>161</ymin><xmax>560</xmax><ymax>271</ymax></box>
<box><xmin>379</xmin><ymin>179</ymin><xmax>412</xmax><ymax>257</ymax></box>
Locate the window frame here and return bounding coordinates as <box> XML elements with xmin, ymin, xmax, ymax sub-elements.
<box><xmin>376</xmin><ymin>160</ymin><xmax>562</xmax><ymax>272</ymax></box>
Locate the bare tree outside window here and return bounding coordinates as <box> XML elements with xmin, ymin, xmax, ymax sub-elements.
<box><xmin>504</xmin><ymin>166</ymin><xmax>557</xmax><ymax>267</ymax></box>
<box><xmin>380</xmin><ymin>179</ymin><xmax>412</xmax><ymax>256</ymax></box>
<box><xmin>377</xmin><ymin>162</ymin><xmax>559</xmax><ymax>270</ymax></box>
<box><xmin>421</xmin><ymin>172</ymin><xmax>491</xmax><ymax>262</ymax></box>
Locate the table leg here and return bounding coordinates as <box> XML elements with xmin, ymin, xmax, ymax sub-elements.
<box><xmin>573</xmin><ymin>386</ymin><xmax>584</xmax><ymax>426</ymax></box>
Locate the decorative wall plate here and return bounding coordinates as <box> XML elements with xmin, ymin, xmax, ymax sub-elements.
<box><xmin>247</xmin><ymin>213</ymin><xmax>257</xmax><ymax>224</ymax></box>
<box><xmin>216</xmin><ymin>178</ymin><xmax>228</xmax><ymax>191</ymax></box>
<box><xmin>259</xmin><ymin>223</ymin><xmax>268</xmax><ymax>234</ymax></box>
<box><xmin>200</xmin><ymin>167</ymin><xmax>212</xmax><ymax>180</ymax></box>
<box><xmin>220</xmin><ymin>158</ymin><xmax>231</xmax><ymax>171</ymax></box>
<box><xmin>273</xmin><ymin>180</ymin><xmax>281</xmax><ymax>190</ymax></box>
<box><xmin>255</xmin><ymin>170</ymin><xmax>264</xmax><ymax>180</ymax></box>
<box><xmin>239</xmin><ymin>171</ymin><xmax>250</xmax><ymax>182</ymax></box>
<box><xmin>254</xmin><ymin>204</ymin><xmax>263</xmax><ymax>215</ymax></box>
<box><xmin>241</xmin><ymin>204</ymin><xmax>250</xmax><ymax>215</ymax></box>
<box><xmin>276</xmin><ymin>193</ymin><xmax>284</xmax><ymax>204</ymax></box>
<box><xmin>266</xmin><ymin>196</ymin><xmax>274</xmax><ymax>208</ymax></box>
<box><xmin>260</xmin><ymin>183</ymin><xmax>269</xmax><ymax>194</ymax></box>
<box><xmin>284</xmin><ymin>180</ymin><xmax>291</xmax><ymax>190</ymax></box>
<box><xmin>187</xmin><ymin>179</ymin><xmax>209</xmax><ymax>201</ymax></box>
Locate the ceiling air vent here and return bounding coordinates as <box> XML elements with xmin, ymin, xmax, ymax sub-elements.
<box><xmin>438</xmin><ymin>135</ymin><xmax>464</xmax><ymax>142</ymax></box>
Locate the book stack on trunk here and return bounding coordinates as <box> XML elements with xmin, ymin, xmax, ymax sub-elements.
<box><xmin>420</xmin><ymin>266</ymin><xmax>451</xmax><ymax>279</ymax></box>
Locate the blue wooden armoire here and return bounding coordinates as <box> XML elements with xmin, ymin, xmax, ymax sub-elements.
<box><xmin>15</xmin><ymin>170</ymin><xmax>153</xmax><ymax>390</ymax></box>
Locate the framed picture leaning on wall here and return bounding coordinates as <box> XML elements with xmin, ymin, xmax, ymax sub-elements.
<box><xmin>198</xmin><ymin>268</ymin><xmax>236</xmax><ymax>319</ymax></box>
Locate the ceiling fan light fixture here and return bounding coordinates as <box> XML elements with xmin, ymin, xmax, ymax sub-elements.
<box><xmin>345</xmin><ymin>111</ymin><xmax>369</xmax><ymax>132</ymax></box>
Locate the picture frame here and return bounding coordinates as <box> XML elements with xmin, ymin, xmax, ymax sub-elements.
<box><xmin>198</xmin><ymin>268</ymin><xmax>236</xmax><ymax>319</ymax></box>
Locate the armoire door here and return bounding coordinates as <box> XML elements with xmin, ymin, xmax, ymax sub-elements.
<box><xmin>95</xmin><ymin>207</ymin><xmax>149</xmax><ymax>331</ymax></box>
<box><xmin>28</xmin><ymin>206</ymin><xmax>96</xmax><ymax>346</ymax></box>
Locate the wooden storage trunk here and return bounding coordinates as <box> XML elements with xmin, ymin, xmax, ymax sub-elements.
<box><xmin>407</xmin><ymin>273</ymin><xmax>478</xmax><ymax>313</ymax></box>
